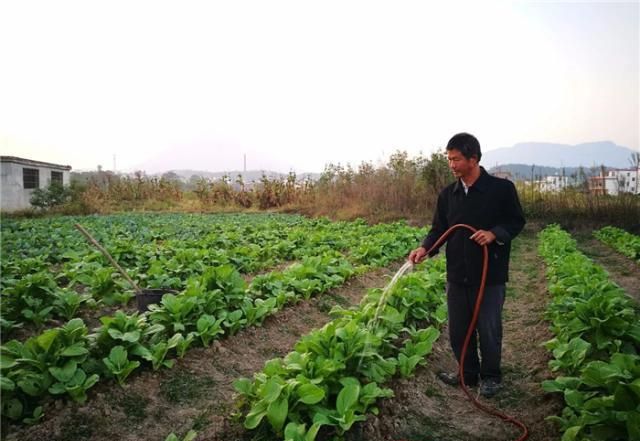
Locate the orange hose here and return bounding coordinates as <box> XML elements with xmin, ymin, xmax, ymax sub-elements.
<box><xmin>424</xmin><ymin>224</ymin><xmax>529</xmax><ymax>441</ymax></box>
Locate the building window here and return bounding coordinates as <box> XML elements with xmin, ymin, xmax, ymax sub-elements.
<box><xmin>51</xmin><ymin>171</ymin><xmax>63</xmax><ymax>186</ymax></box>
<box><xmin>23</xmin><ymin>168</ymin><xmax>39</xmax><ymax>189</ymax></box>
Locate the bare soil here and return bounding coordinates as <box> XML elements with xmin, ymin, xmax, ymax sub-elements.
<box><xmin>5</xmin><ymin>226</ymin><xmax>565</xmax><ymax>441</ymax></box>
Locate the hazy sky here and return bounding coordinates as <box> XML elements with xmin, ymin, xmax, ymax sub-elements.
<box><xmin>1</xmin><ymin>0</ymin><xmax>638</xmax><ymax>173</ymax></box>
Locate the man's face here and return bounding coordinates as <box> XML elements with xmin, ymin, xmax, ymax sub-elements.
<box><xmin>447</xmin><ymin>149</ymin><xmax>477</xmax><ymax>179</ymax></box>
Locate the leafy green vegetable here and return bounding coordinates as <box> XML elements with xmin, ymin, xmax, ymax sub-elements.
<box><xmin>539</xmin><ymin>225</ymin><xmax>640</xmax><ymax>441</ymax></box>
<box><xmin>102</xmin><ymin>346</ymin><xmax>140</xmax><ymax>386</ymax></box>
<box><xmin>235</xmin><ymin>253</ymin><xmax>443</xmax><ymax>440</ymax></box>
<box><xmin>594</xmin><ymin>226</ymin><xmax>640</xmax><ymax>262</ymax></box>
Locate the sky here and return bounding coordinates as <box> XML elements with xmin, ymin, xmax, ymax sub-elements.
<box><xmin>0</xmin><ymin>0</ymin><xmax>638</xmax><ymax>173</ymax></box>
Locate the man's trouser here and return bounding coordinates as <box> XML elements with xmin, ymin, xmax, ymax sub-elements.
<box><xmin>446</xmin><ymin>282</ymin><xmax>506</xmax><ymax>383</ymax></box>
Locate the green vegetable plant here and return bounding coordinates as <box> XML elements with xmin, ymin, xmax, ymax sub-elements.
<box><xmin>164</xmin><ymin>429</ymin><xmax>198</xmax><ymax>441</ymax></box>
<box><xmin>234</xmin><ymin>257</ymin><xmax>445</xmax><ymax>440</ymax></box>
<box><xmin>594</xmin><ymin>226</ymin><xmax>640</xmax><ymax>262</ymax></box>
<box><xmin>91</xmin><ymin>311</ymin><xmax>164</xmax><ymax>367</ymax></box>
<box><xmin>148</xmin><ymin>333</ymin><xmax>183</xmax><ymax>370</ymax></box>
<box><xmin>48</xmin><ymin>359</ymin><xmax>99</xmax><ymax>403</ymax></box>
<box><xmin>398</xmin><ymin>327</ymin><xmax>440</xmax><ymax>378</ymax></box>
<box><xmin>196</xmin><ymin>314</ymin><xmax>225</xmax><ymax>347</ymax></box>
<box><xmin>102</xmin><ymin>346</ymin><xmax>140</xmax><ymax>386</ymax></box>
<box><xmin>51</xmin><ymin>288</ymin><xmax>94</xmax><ymax>320</ymax></box>
<box><xmin>539</xmin><ymin>225</ymin><xmax>640</xmax><ymax>440</ymax></box>
<box><xmin>0</xmin><ymin>318</ymin><xmax>96</xmax><ymax>421</ymax></box>
<box><xmin>148</xmin><ymin>294</ymin><xmax>201</xmax><ymax>335</ymax></box>
<box><xmin>20</xmin><ymin>296</ymin><xmax>54</xmax><ymax>329</ymax></box>
<box><xmin>3</xmin><ymin>271</ymin><xmax>58</xmax><ymax>328</ymax></box>
<box><xmin>172</xmin><ymin>332</ymin><xmax>197</xmax><ymax>358</ymax></box>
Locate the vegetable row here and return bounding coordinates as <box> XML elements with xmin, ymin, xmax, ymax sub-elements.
<box><xmin>538</xmin><ymin>225</ymin><xmax>640</xmax><ymax>441</ymax></box>
<box><xmin>593</xmin><ymin>226</ymin><xmax>640</xmax><ymax>263</ymax></box>
<box><xmin>233</xmin><ymin>258</ymin><xmax>447</xmax><ymax>441</ymax></box>
<box><xmin>2</xmin><ymin>213</ymin><xmax>424</xmax><ymax>338</ymax></box>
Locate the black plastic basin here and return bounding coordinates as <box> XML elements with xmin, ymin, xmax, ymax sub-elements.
<box><xmin>136</xmin><ymin>288</ymin><xmax>176</xmax><ymax>312</ymax></box>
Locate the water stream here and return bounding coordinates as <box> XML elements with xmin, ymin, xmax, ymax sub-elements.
<box><xmin>357</xmin><ymin>260</ymin><xmax>415</xmax><ymax>371</ymax></box>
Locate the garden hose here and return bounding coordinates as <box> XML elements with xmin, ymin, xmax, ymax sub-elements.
<box><xmin>424</xmin><ymin>223</ymin><xmax>529</xmax><ymax>441</ymax></box>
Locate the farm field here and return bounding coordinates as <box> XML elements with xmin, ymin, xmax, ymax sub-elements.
<box><xmin>1</xmin><ymin>214</ymin><xmax>639</xmax><ymax>441</ymax></box>
<box><xmin>2</xmin><ymin>213</ymin><xmax>422</xmax><ymax>341</ymax></box>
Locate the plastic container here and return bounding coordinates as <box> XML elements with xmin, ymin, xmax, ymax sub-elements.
<box><xmin>136</xmin><ymin>288</ymin><xmax>176</xmax><ymax>312</ymax></box>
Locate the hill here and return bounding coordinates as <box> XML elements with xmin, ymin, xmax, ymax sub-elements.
<box><xmin>482</xmin><ymin>141</ymin><xmax>637</xmax><ymax>169</ymax></box>
<box><xmin>487</xmin><ymin>164</ymin><xmax>602</xmax><ymax>181</ymax></box>
<box><xmin>162</xmin><ymin>169</ymin><xmax>321</xmax><ymax>182</ymax></box>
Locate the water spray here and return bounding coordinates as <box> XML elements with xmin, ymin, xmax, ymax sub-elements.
<box><xmin>368</xmin><ymin>260</ymin><xmax>415</xmax><ymax>329</ymax></box>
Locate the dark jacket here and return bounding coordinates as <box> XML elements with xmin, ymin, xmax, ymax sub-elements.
<box><xmin>421</xmin><ymin>167</ymin><xmax>525</xmax><ymax>286</ymax></box>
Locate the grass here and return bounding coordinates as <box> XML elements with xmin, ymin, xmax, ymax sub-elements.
<box><xmin>258</xmin><ymin>345</ymin><xmax>285</xmax><ymax>357</ymax></box>
<box><xmin>498</xmin><ymin>364</ymin><xmax>531</xmax><ymax>408</ymax></box>
<box><xmin>119</xmin><ymin>392</ymin><xmax>148</xmax><ymax>422</ymax></box>
<box><xmin>396</xmin><ymin>414</ymin><xmax>484</xmax><ymax>441</ymax></box>
<box><xmin>316</xmin><ymin>296</ymin><xmax>335</xmax><ymax>313</ymax></box>
<box><xmin>160</xmin><ymin>370</ymin><xmax>216</xmax><ymax>404</ymax></box>
<box><xmin>424</xmin><ymin>383</ymin><xmax>443</xmax><ymax>398</ymax></box>
<box><xmin>315</xmin><ymin>293</ymin><xmax>350</xmax><ymax>314</ymax></box>
<box><xmin>104</xmin><ymin>390</ymin><xmax>149</xmax><ymax>423</ymax></box>
<box><xmin>191</xmin><ymin>411</ymin><xmax>211</xmax><ymax>431</ymax></box>
<box><xmin>58</xmin><ymin>413</ymin><xmax>99</xmax><ymax>441</ymax></box>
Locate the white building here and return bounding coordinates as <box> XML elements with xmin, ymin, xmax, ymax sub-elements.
<box><xmin>1</xmin><ymin>156</ymin><xmax>72</xmax><ymax>211</ymax></box>
<box><xmin>539</xmin><ymin>175</ymin><xmax>570</xmax><ymax>192</ymax></box>
<box><xmin>590</xmin><ymin>176</ymin><xmax>620</xmax><ymax>195</ymax></box>
<box><xmin>606</xmin><ymin>166</ymin><xmax>640</xmax><ymax>195</ymax></box>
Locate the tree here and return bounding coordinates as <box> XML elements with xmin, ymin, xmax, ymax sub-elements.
<box><xmin>629</xmin><ymin>152</ymin><xmax>640</xmax><ymax>194</ymax></box>
<box><xmin>421</xmin><ymin>152</ymin><xmax>451</xmax><ymax>194</ymax></box>
<box><xmin>161</xmin><ymin>171</ymin><xmax>181</xmax><ymax>182</ymax></box>
<box><xmin>629</xmin><ymin>152</ymin><xmax>640</xmax><ymax>168</ymax></box>
<box><xmin>30</xmin><ymin>183</ymin><xmax>72</xmax><ymax>209</ymax></box>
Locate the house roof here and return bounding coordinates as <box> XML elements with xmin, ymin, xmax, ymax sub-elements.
<box><xmin>0</xmin><ymin>156</ymin><xmax>72</xmax><ymax>171</ymax></box>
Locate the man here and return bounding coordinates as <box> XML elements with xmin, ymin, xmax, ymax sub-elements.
<box><xmin>408</xmin><ymin>132</ymin><xmax>525</xmax><ymax>398</ymax></box>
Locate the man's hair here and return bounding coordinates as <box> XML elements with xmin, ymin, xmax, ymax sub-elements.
<box><xmin>446</xmin><ymin>132</ymin><xmax>482</xmax><ymax>162</ymax></box>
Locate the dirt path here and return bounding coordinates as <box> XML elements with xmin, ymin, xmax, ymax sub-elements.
<box><xmin>573</xmin><ymin>232</ymin><xmax>640</xmax><ymax>303</ymax></box>
<box><xmin>5</xmin><ymin>264</ymin><xmax>403</xmax><ymax>441</ymax></box>
<box><xmin>347</xmin><ymin>225</ymin><xmax>563</xmax><ymax>441</ymax></box>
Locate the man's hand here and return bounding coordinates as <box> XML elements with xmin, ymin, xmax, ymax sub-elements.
<box><xmin>408</xmin><ymin>246</ymin><xmax>428</xmax><ymax>264</ymax></box>
<box><xmin>469</xmin><ymin>230</ymin><xmax>496</xmax><ymax>246</ymax></box>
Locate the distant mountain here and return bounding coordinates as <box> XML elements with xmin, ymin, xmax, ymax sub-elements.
<box><xmin>482</xmin><ymin>141</ymin><xmax>638</xmax><ymax>169</ymax></box>
<box><xmin>488</xmin><ymin>164</ymin><xmax>603</xmax><ymax>182</ymax></box>
<box><xmin>155</xmin><ymin>169</ymin><xmax>321</xmax><ymax>182</ymax></box>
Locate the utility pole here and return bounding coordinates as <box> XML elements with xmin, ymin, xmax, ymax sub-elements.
<box><xmin>244</xmin><ymin>154</ymin><xmax>247</xmax><ymax>173</ymax></box>
<box><xmin>113</xmin><ymin>154</ymin><xmax>116</xmax><ymax>173</ymax></box>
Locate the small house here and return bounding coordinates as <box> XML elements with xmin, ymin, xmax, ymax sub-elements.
<box><xmin>1</xmin><ymin>156</ymin><xmax>72</xmax><ymax>211</ymax></box>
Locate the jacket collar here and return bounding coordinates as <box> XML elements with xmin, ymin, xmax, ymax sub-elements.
<box><xmin>453</xmin><ymin>166</ymin><xmax>489</xmax><ymax>194</ymax></box>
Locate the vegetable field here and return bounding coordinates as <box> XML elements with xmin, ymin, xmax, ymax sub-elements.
<box><xmin>593</xmin><ymin>226</ymin><xmax>640</xmax><ymax>263</ymax></box>
<box><xmin>539</xmin><ymin>225</ymin><xmax>640</xmax><ymax>441</ymax></box>
<box><xmin>1</xmin><ymin>214</ymin><xmax>638</xmax><ymax>441</ymax></box>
